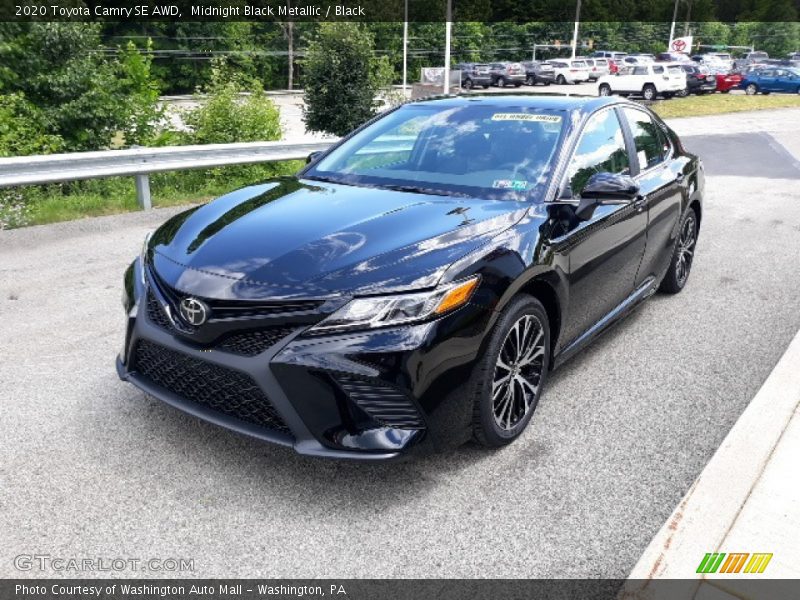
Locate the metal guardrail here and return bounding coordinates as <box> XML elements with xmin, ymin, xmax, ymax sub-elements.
<box><xmin>0</xmin><ymin>141</ymin><xmax>335</xmax><ymax>209</ymax></box>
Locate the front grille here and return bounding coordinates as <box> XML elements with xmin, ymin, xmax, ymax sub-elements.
<box><xmin>218</xmin><ymin>328</ymin><xmax>297</xmax><ymax>357</ymax></box>
<box><xmin>133</xmin><ymin>340</ymin><xmax>291</xmax><ymax>435</ymax></box>
<box><xmin>146</xmin><ymin>290</ymin><xmax>176</xmax><ymax>333</ymax></box>
<box><xmin>146</xmin><ymin>290</ymin><xmax>296</xmax><ymax>356</ymax></box>
<box><xmin>335</xmin><ymin>374</ymin><xmax>424</xmax><ymax>430</ymax></box>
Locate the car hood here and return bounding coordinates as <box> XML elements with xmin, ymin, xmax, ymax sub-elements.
<box><xmin>149</xmin><ymin>177</ymin><xmax>528</xmax><ymax>300</ymax></box>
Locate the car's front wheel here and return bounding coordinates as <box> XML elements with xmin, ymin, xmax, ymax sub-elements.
<box><xmin>556</xmin><ymin>74</ymin><xmax>567</xmax><ymax>85</ymax></box>
<box><xmin>745</xmin><ymin>83</ymin><xmax>758</xmax><ymax>95</ymax></box>
<box><xmin>659</xmin><ymin>209</ymin><xmax>698</xmax><ymax>294</ymax></box>
<box><xmin>497</xmin><ymin>76</ymin><xmax>506</xmax><ymax>87</ymax></box>
<box><xmin>472</xmin><ymin>295</ymin><xmax>550</xmax><ymax>448</ymax></box>
<box><xmin>463</xmin><ymin>78</ymin><xmax>473</xmax><ymax>90</ymax></box>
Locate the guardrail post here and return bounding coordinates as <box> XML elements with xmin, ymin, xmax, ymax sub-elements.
<box><xmin>134</xmin><ymin>174</ymin><xmax>152</xmax><ymax>210</ymax></box>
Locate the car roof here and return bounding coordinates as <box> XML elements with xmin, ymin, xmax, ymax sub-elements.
<box><xmin>409</xmin><ymin>94</ymin><xmax>631</xmax><ymax>116</ymax></box>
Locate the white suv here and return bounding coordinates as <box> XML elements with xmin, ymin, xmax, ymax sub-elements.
<box><xmin>596</xmin><ymin>64</ymin><xmax>687</xmax><ymax>100</ymax></box>
<box><xmin>546</xmin><ymin>60</ymin><xmax>591</xmax><ymax>84</ymax></box>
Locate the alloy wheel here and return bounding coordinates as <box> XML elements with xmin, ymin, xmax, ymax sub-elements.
<box><xmin>675</xmin><ymin>214</ymin><xmax>697</xmax><ymax>286</ymax></box>
<box><xmin>492</xmin><ymin>314</ymin><xmax>546</xmax><ymax>431</ymax></box>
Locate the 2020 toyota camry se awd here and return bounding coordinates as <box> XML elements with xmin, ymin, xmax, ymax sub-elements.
<box><xmin>118</xmin><ymin>95</ymin><xmax>703</xmax><ymax>460</ymax></box>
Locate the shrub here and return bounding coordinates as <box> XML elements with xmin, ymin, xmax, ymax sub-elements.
<box><xmin>0</xmin><ymin>93</ymin><xmax>63</xmax><ymax>157</ymax></box>
<box><xmin>302</xmin><ymin>23</ymin><xmax>394</xmax><ymax>136</ymax></box>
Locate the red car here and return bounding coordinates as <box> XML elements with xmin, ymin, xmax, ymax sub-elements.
<box><xmin>715</xmin><ymin>72</ymin><xmax>743</xmax><ymax>93</ymax></box>
<box><xmin>608</xmin><ymin>59</ymin><xmax>620</xmax><ymax>74</ymax></box>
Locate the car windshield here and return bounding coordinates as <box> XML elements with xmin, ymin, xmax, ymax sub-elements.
<box><xmin>304</xmin><ymin>104</ymin><xmax>567</xmax><ymax>201</ymax></box>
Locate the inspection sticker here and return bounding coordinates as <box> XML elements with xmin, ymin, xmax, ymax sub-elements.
<box><xmin>491</xmin><ymin>113</ymin><xmax>562</xmax><ymax>123</ymax></box>
<box><xmin>493</xmin><ymin>179</ymin><xmax>529</xmax><ymax>190</ymax></box>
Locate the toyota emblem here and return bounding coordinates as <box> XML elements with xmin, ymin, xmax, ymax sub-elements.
<box><xmin>179</xmin><ymin>297</ymin><xmax>209</xmax><ymax>326</ymax></box>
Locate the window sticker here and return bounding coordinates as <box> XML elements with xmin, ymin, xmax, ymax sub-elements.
<box><xmin>637</xmin><ymin>150</ymin><xmax>648</xmax><ymax>170</ymax></box>
<box><xmin>493</xmin><ymin>179</ymin><xmax>529</xmax><ymax>190</ymax></box>
<box><xmin>491</xmin><ymin>113</ymin><xmax>563</xmax><ymax>123</ymax></box>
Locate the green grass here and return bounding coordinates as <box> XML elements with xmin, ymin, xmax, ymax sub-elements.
<box><xmin>1</xmin><ymin>161</ymin><xmax>304</xmax><ymax>229</ymax></box>
<box><xmin>651</xmin><ymin>93</ymin><xmax>800</xmax><ymax>119</ymax></box>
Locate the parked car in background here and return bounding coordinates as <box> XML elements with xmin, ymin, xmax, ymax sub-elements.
<box><xmin>741</xmin><ymin>67</ymin><xmax>800</xmax><ymax>95</ymax></box>
<box><xmin>678</xmin><ymin>64</ymin><xmax>717</xmax><ymax>95</ymax></box>
<box><xmin>709</xmin><ymin>52</ymin><xmax>734</xmax><ymax>70</ymax></box>
<box><xmin>521</xmin><ymin>61</ymin><xmax>555</xmax><ymax>86</ymax></box>
<box><xmin>734</xmin><ymin>51</ymin><xmax>769</xmax><ymax>70</ymax></box>
<box><xmin>488</xmin><ymin>62</ymin><xmax>525</xmax><ymax>87</ymax></box>
<box><xmin>714</xmin><ymin>71</ymin><xmax>743</xmax><ymax>93</ymax></box>
<box><xmin>656</xmin><ymin>52</ymin><xmax>692</xmax><ymax>63</ymax></box>
<box><xmin>579</xmin><ymin>57</ymin><xmax>611</xmax><ymax>80</ymax></box>
<box><xmin>592</xmin><ymin>50</ymin><xmax>627</xmax><ymax>61</ymax></box>
<box><xmin>455</xmin><ymin>63</ymin><xmax>492</xmax><ymax>90</ymax></box>
<box><xmin>691</xmin><ymin>54</ymin><xmax>729</xmax><ymax>71</ymax></box>
<box><xmin>622</xmin><ymin>55</ymin><xmax>655</xmax><ymax>66</ymax></box>
<box><xmin>597</xmin><ymin>63</ymin><xmax>686</xmax><ymax>100</ymax></box>
<box><xmin>546</xmin><ymin>59</ymin><xmax>590</xmax><ymax>84</ymax></box>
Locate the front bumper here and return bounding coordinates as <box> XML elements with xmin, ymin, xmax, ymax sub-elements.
<box><xmin>118</xmin><ymin>259</ymin><xmax>495</xmax><ymax>460</ymax></box>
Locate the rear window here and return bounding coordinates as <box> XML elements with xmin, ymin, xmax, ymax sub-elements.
<box><xmin>595</xmin><ymin>59</ymin><xmax>608</xmax><ymax>66</ymax></box>
<box><xmin>668</xmin><ymin>65</ymin><xmax>684</xmax><ymax>74</ymax></box>
<box><xmin>572</xmin><ymin>61</ymin><xmax>587</xmax><ymax>68</ymax></box>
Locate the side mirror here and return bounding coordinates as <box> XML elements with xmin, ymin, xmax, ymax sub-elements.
<box><xmin>575</xmin><ymin>172</ymin><xmax>640</xmax><ymax>221</ymax></box>
<box><xmin>306</xmin><ymin>151</ymin><xmax>323</xmax><ymax>164</ymax></box>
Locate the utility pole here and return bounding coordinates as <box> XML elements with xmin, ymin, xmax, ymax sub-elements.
<box><xmin>402</xmin><ymin>0</ymin><xmax>408</xmax><ymax>95</ymax></box>
<box><xmin>443</xmin><ymin>0</ymin><xmax>452</xmax><ymax>94</ymax></box>
<box><xmin>570</xmin><ymin>0</ymin><xmax>581</xmax><ymax>59</ymax></box>
<box><xmin>683</xmin><ymin>0</ymin><xmax>693</xmax><ymax>37</ymax></box>
<box><xmin>668</xmin><ymin>0</ymin><xmax>679</xmax><ymax>49</ymax></box>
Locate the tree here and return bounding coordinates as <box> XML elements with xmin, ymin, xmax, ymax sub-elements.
<box><xmin>302</xmin><ymin>23</ymin><xmax>393</xmax><ymax>137</ymax></box>
<box><xmin>0</xmin><ymin>23</ymin><xmax>161</xmax><ymax>151</ymax></box>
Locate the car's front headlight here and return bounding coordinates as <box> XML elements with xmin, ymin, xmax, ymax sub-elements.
<box><xmin>311</xmin><ymin>276</ymin><xmax>480</xmax><ymax>334</ymax></box>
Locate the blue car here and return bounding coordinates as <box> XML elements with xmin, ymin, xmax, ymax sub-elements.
<box><xmin>741</xmin><ymin>67</ymin><xmax>800</xmax><ymax>95</ymax></box>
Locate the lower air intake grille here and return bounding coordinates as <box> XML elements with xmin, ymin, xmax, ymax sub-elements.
<box><xmin>218</xmin><ymin>328</ymin><xmax>296</xmax><ymax>357</ymax></box>
<box><xmin>133</xmin><ymin>340</ymin><xmax>291</xmax><ymax>436</ymax></box>
<box><xmin>335</xmin><ymin>374</ymin><xmax>424</xmax><ymax>430</ymax></box>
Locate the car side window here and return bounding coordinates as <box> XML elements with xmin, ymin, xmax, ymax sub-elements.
<box><xmin>564</xmin><ymin>109</ymin><xmax>630</xmax><ymax>197</ymax></box>
<box><xmin>622</xmin><ymin>108</ymin><xmax>666</xmax><ymax>171</ymax></box>
<box><xmin>633</xmin><ymin>66</ymin><xmax>647</xmax><ymax>75</ymax></box>
<box><xmin>653</xmin><ymin>65</ymin><xmax>664</xmax><ymax>74</ymax></box>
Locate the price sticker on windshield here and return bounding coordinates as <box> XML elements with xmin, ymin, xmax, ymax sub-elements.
<box><xmin>491</xmin><ymin>113</ymin><xmax>563</xmax><ymax>123</ymax></box>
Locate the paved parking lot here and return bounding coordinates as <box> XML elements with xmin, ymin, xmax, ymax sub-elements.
<box><xmin>1</xmin><ymin>110</ymin><xmax>799</xmax><ymax>579</ymax></box>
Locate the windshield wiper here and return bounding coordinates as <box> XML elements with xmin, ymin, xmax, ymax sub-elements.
<box><xmin>381</xmin><ymin>184</ymin><xmax>471</xmax><ymax>198</ymax></box>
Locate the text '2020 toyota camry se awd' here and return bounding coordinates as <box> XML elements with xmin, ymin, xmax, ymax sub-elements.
<box><xmin>118</xmin><ymin>95</ymin><xmax>703</xmax><ymax>460</ymax></box>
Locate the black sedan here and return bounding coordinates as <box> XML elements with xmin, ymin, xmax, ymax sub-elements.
<box><xmin>119</xmin><ymin>95</ymin><xmax>703</xmax><ymax>460</ymax></box>
<box><xmin>678</xmin><ymin>64</ymin><xmax>717</xmax><ymax>95</ymax></box>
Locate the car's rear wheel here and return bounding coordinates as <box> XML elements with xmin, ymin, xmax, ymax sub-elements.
<box><xmin>463</xmin><ymin>78</ymin><xmax>473</xmax><ymax>90</ymax></box>
<box><xmin>642</xmin><ymin>84</ymin><xmax>657</xmax><ymax>101</ymax></box>
<box><xmin>526</xmin><ymin>75</ymin><xmax>534</xmax><ymax>85</ymax></box>
<box><xmin>745</xmin><ymin>83</ymin><xmax>758</xmax><ymax>95</ymax></box>
<box><xmin>598</xmin><ymin>83</ymin><xmax>612</xmax><ymax>96</ymax></box>
<box><xmin>557</xmin><ymin>74</ymin><xmax>567</xmax><ymax>85</ymax></box>
<box><xmin>676</xmin><ymin>88</ymin><xmax>688</xmax><ymax>97</ymax></box>
<box><xmin>497</xmin><ymin>76</ymin><xmax>506</xmax><ymax>87</ymax></box>
<box><xmin>659</xmin><ymin>210</ymin><xmax>698</xmax><ymax>294</ymax></box>
<box><xmin>472</xmin><ymin>296</ymin><xmax>550</xmax><ymax>448</ymax></box>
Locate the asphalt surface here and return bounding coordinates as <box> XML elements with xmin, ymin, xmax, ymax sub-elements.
<box><xmin>2</xmin><ymin>110</ymin><xmax>800</xmax><ymax>579</ymax></box>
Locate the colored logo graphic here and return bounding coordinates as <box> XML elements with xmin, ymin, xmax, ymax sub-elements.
<box><xmin>697</xmin><ymin>553</ymin><xmax>773</xmax><ymax>574</ymax></box>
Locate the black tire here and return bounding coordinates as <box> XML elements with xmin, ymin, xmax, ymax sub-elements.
<box><xmin>472</xmin><ymin>295</ymin><xmax>550</xmax><ymax>448</ymax></box>
<box><xmin>544</xmin><ymin>81</ymin><xmax>551</xmax><ymax>86</ymax></box>
<box><xmin>463</xmin><ymin>78</ymin><xmax>473</xmax><ymax>90</ymax></box>
<box><xmin>497</xmin><ymin>76</ymin><xmax>506</xmax><ymax>87</ymax></box>
<box><xmin>556</xmin><ymin>74</ymin><xmax>567</xmax><ymax>85</ymax></box>
<box><xmin>659</xmin><ymin>209</ymin><xmax>698</xmax><ymax>294</ymax></box>
<box><xmin>745</xmin><ymin>83</ymin><xmax>758</xmax><ymax>95</ymax></box>
<box><xmin>676</xmin><ymin>88</ymin><xmax>688</xmax><ymax>98</ymax></box>
<box><xmin>642</xmin><ymin>84</ymin><xmax>657</xmax><ymax>101</ymax></box>
<box><xmin>598</xmin><ymin>83</ymin><xmax>612</xmax><ymax>96</ymax></box>
<box><xmin>526</xmin><ymin>75</ymin><xmax>534</xmax><ymax>85</ymax></box>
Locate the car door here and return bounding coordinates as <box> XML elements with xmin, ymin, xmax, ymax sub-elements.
<box><xmin>551</xmin><ymin>107</ymin><xmax>648</xmax><ymax>348</ymax></box>
<box><xmin>619</xmin><ymin>107</ymin><xmax>684</xmax><ymax>286</ymax></box>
